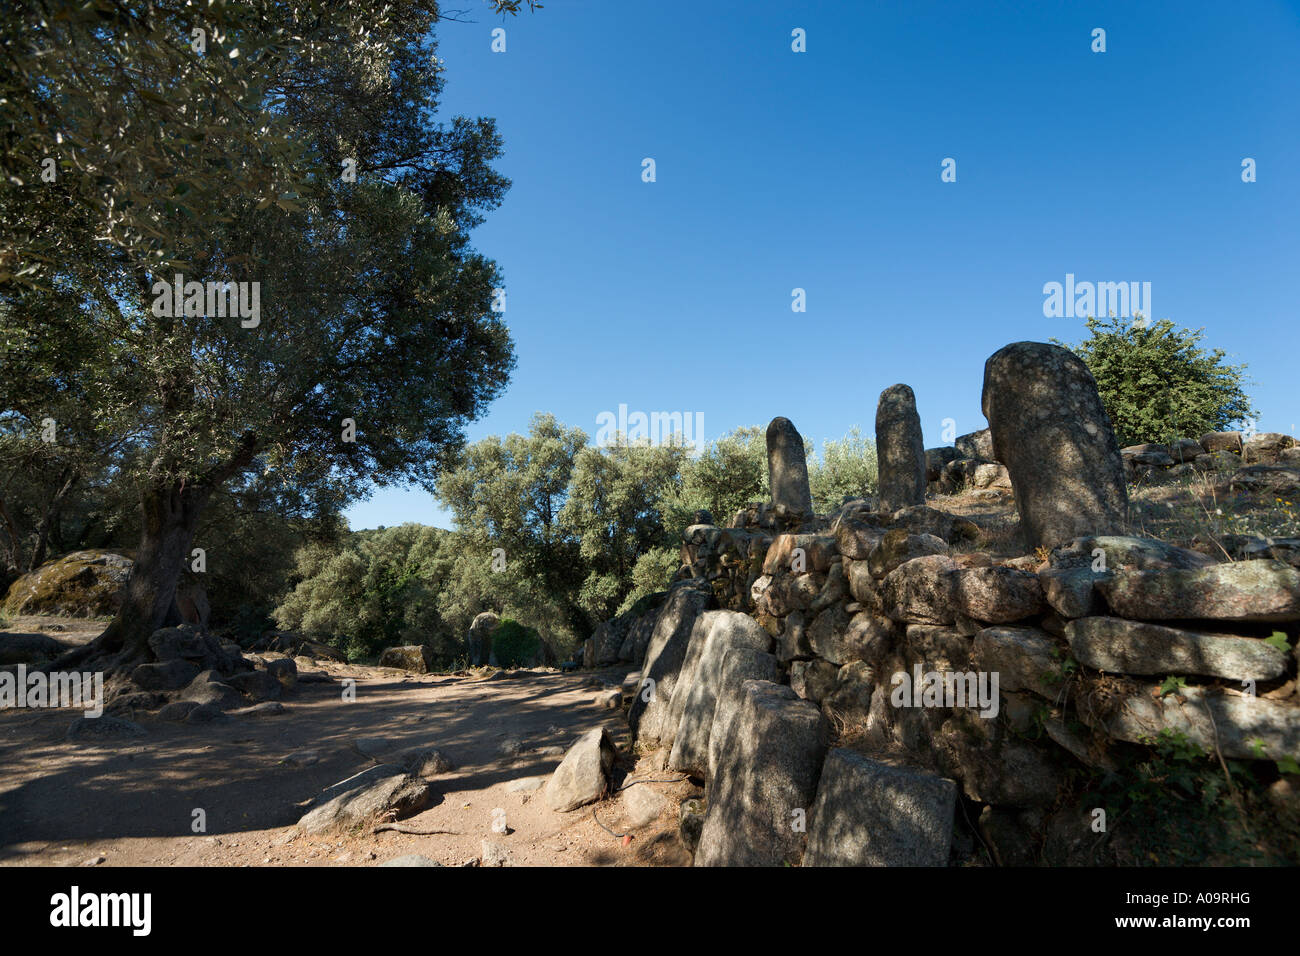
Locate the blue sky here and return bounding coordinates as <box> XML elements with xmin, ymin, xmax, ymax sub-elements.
<box><xmin>345</xmin><ymin>0</ymin><xmax>1300</xmax><ymax>530</ymax></box>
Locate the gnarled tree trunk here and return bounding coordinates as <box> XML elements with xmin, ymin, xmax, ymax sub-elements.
<box><xmin>54</xmin><ymin>481</ymin><xmax>211</xmax><ymax>672</ymax></box>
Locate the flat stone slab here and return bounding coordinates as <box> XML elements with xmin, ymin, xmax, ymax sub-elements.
<box><xmin>1098</xmin><ymin>560</ymin><xmax>1300</xmax><ymax>623</ymax></box>
<box><xmin>1087</xmin><ymin>686</ymin><xmax>1300</xmax><ymax>761</ymax></box>
<box><xmin>1066</xmin><ymin>616</ymin><xmax>1288</xmax><ymax>681</ymax></box>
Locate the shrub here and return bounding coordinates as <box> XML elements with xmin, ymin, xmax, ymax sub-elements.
<box><xmin>491</xmin><ymin>618</ymin><xmax>541</xmax><ymax>668</ymax></box>
<box><xmin>1055</xmin><ymin>316</ymin><xmax>1256</xmax><ymax>446</ymax></box>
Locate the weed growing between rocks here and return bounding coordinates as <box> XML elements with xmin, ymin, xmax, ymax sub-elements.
<box><xmin>1066</xmin><ymin>730</ymin><xmax>1300</xmax><ymax>866</ymax></box>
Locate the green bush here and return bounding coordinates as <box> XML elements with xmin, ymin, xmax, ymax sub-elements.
<box><xmin>491</xmin><ymin>618</ymin><xmax>541</xmax><ymax>668</ymax></box>
<box><xmin>1055</xmin><ymin>316</ymin><xmax>1256</xmax><ymax>446</ymax></box>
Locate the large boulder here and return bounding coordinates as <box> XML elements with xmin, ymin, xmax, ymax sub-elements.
<box><xmin>667</xmin><ymin>612</ymin><xmax>772</xmax><ymax>773</ymax></box>
<box><xmin>1243</xmin><ymin>432</ymin><xmax>1298</xmax><ymax>465</ymax></box>
<box><xmin>882</xmin><ymin>555</ymin><xmax>958</xmax><ymax>625</ymax></box>
<box><xmin>618</xmin><ymin>605</ymin><xmax>663</xmax><ymax>663</ymax></box>
<box><xmin>298</xmin><ymin>765</ymin><xmax>433</xmax><ymax>833</ymax></box>
<box><xmin>833</xmin><ymin>518</ymin><xmax>886</xmax><ymax>560</ymax></box>
<box><xmin>925</xmin><ymin>446</ymin><xmax>958</xmax><ymax>481</ymax></box>
<box><xmin>2</xmin><ymin>550</ymin><xmax>133</xmax><ymax>618</ymax></box>
<box><xmin>225</xmin><ymin>668</ymin><xmax>282</xmax><ymax>702</ymax></box>
<box><xmin>1050</xmin><ymin>534</ymin><xmax>1214</xmax><ymax>573</ymax></box>
<box><xmin>594</xmin><ymin>615</ymin><xmax>632</xmax><ymax>666</ymax></box>
<box><xmin>812</xmin><ymin>609</ymin><xmax>896</xmax><ymax>666</ymax></box>
<box><xmin>972</xmin><ymin>626</ymin><xmax>1062</xmax><ymax>700</ymax></box>
<box><xmin>1038</xmin><ymin>567</ymin><xmax>1103</xmax><ymax>619</ymax></box>
<box><xmin>544</xmin><ymin>727</ymin><xmax>616</xmax><ymax>812</ymax></box>
<box><xmin>934</xmin><ymin>710</ymin><xmax>1067</xmax><ymax>807</ymax></box>
<box><xmin>378</xmin><ymin>645</ymin><xmax>434</xmax><ymax>673</ymax></box>
<box><xmin>467</xmin><ymin>611</ymin><xmax>498</xmax><ymax>666</ymax></box>
<box><xmin>149</xmin><ymin>624</ymin><xmax>245</xmax><ymax>673</ymax></box>
<box><xmin>981</xmin><ymin>342</ymin><xmax>1128</xmax><ymax>550</ymax></box>
<box><xmin>1200</xmin><ymin>431</ymin><xmax>1243</xmax><ymax>455</ymax></box>
<box><xmin>627</xmin><ymin>582</ymin><xmax>712</xmax><ymax>747</ymax></box>
<box><xmin>875</xmin><ymin>384</ymin><xmax>927</xmax><ymax>514</ymax></box>
<box><xmin>1085</xmin><ymin>685</ymin><xmax>1300</xmax><ymax>761</ymax></box>
<box><xmin>131</xmin><ymin>659</ymin><xmax>201</xmax><ymax>691</ymax></box>
<box><xmin>1227</xmin><ymin>465</ymin><xmax>1300</xmax><ymax>497</ymax></box>
<box><xmin>766</xmin><ymin>417</ymin><xmax>814</xmax><ymax>515</ymax></box>
<box><xmin>790</xmin><ymin>659</ymin><xmax>841</xmax><ymax>704</ymax></box>
<box><xmin>695</xmin><ymin>680</ymin><xmax>829</xmax><ymax>867</ymax></box>
<box><xmin>180</xmin><ymin>670</ymin><xmax>245</xmax><ymax>709</ymax></box>
<box><xmin>804</xmin><ymin>750</ymin><xmax>956</xmax><ymax>866</ymax></box>
<box><xmin>867</xmin><ymin>530</ymin><xmax>949</xmax><ymax>580</ymax></box>
<box><xmin>955</xmin><ymin>428</ymin><xmax>995</xmax><ymax>462</ymax></box>
<box><xmin>656</xmin><ymin>610</ymin><xmax>725</xmax><ymax>754</ymax></box>
<box><xmin>946</xmin><ymin>566</ymin><xmax>1045</xmax><ymax>623</ymax></box>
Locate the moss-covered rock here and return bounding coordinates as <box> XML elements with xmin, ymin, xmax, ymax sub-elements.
<box><xmin>2</xmin><ymin>550</ymin><xmax>133</xmax><ymax>618</ymax></box>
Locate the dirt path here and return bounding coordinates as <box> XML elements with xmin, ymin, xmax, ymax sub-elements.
<box><xmin>0</xmin><ymin>656</ymin><xmax>695</xmax><ymax>867</ymax></box>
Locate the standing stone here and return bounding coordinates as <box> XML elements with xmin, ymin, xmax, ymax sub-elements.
<box><xmin>876</xmin><ymin>384</ymin><xmax>927</xmax><ymax>514</ymax></box>
<box><xmin>627</xmin><ymin>582</ymin><xmax>712</xmax><ymax>747</ymax></box>
<box><xmin>467</xmin><ymin>611</ymin><xmax>498</xmax><ymax>666</ymax></box>
<box><xmin>657</xmin><ymin>610</ymin><xmax>725</xmax><ymax>754</ymax></box>
<box><xmin>766</xmin><ymin>417</ymin><xmax>814</xmax><ymax>514</ymax></box>
<box><xmin>668</xmin><ymin>612</ymin><xmax>774</xmax><ymax>773</ymax></box>
<box><xmin>981</xmin><ymin>342</ymin><xmax>1128</xmax><ymax>550</ymax></box>
<box><xmin>707</xmin><ymin>647</ymin><xmax>781</xmax><ymax>780</ymax></box>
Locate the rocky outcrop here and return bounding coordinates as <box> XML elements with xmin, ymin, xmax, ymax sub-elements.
<box><xmin>3</xmin><ymin>550</ymin><xmax>133</xmax><ymax>617</ymax></box>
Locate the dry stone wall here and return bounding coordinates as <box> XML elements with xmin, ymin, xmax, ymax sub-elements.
<box><xmin>602</xmin><ymin>341</ymin><xmax>1300</xmax><ymax>866</ymax></box>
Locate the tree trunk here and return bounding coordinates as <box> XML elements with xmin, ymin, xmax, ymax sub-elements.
<box><xmin>29</xmin><ymin>468</ymin><xmax>78</xmax><ymax>571</ymax></box>
<box><xmin>0</xmin><ymin>496</ymin><xmax>24</xmax><ymax>575</ymax></box>
<box><xmin>56</xmin><ymin>481</ymin><xmax>210</xmax><ymax>672</ymax></box>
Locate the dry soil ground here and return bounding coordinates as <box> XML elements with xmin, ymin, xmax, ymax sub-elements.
<box><xmin>0</xmin><ymin>626</ymin><xmax>694</xmax><ymax>867</ymax></box>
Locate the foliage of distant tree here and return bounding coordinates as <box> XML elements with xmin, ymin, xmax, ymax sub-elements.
<box><xmin>561</xmin><ymin>439</ymin><xmax>690</xmax><ymax>621</ymax></box>
<box><xmin>1056</xmin><ymin>316</ymin><xmax>1256</xmax><ymax>446</ymax></box>
<box><xmin>668</xmin><ymin>425</ymin><xmax>768</xmax><ymax>525</ymax></box>
<box><xmin>274</xmin><ymin>524</ymin><xmax>457</xmax><ymax>661</ymax></box>
<box><xmin>809</xmin><ymin>426</ymin><xmax>879</xmax><ymax>512</ymax></box>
